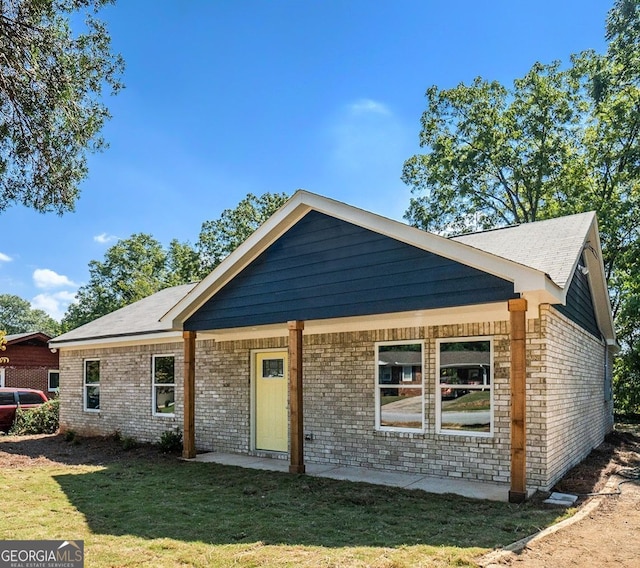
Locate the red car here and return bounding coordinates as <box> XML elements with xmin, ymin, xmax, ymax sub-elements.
<box><xmin>0</xmin><ymin>388</ymin><xmax>48</xmax><ymax>432</ymax></box>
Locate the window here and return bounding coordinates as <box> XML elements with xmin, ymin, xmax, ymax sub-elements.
<box><xmin>0</xmin><ymin>368</ymin><xmax>4</xmax><ymax>388</ymax></box>
<box><xmin>437</xmin><ymin>338</ymin><xmax>492</xmax><ymax>435</ymax></box>
<box><xmin>48</xmin><ymin>370</ymin><xmax>60</xmax><ymax>392</ymax></box>
<box><xmin>262</xmin><ymin>358</ymin><xmax>284</xmax><ymax>378</ymax></box>
<box><xmin>0</xmin><ymin>391</ymin><xmax>14</xmax><ymax>405</ymax></box>
<box><xmin>84</xmin><ymin>359</ymin><xmax>100</xmax><ymax>411</ymax></box>
<box><xmin>153</xmin><ymin>355</ymin><xmax>175</xmax><ymax>416</ymax></box>
<box><xmin>376</xmin><ymin>342</ymin><xmax>423</xmax><ymax>431</ymax></box>
<box><xmin>18</xmin><ymin>391</ymin><xmax>46</xmax><ymax>405</ymax></box>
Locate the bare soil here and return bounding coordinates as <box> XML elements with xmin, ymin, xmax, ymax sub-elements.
<box><xmin>0</xmin><ymin>431</ymin><xmax>175</xmax><ymax>468</ymax></box>
<box><xmin>1</xmin><ymin>426</ymin><xmax>639</xmax><ymax>568</ymax></box>
<box><xmin>484</xmin><ymin>425</ymin><xmax>640</xmax><ymax>568</ymax></box>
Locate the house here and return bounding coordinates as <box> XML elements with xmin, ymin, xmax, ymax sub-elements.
<box><xmin>49</xmin><ymin>191</ymin><xmax>616</xmax><ymax>502</ymax></box>
<box><xmin>1</xmin><ymin>332</ymin><xmax>59</xmax><ymax>395</ymax></box>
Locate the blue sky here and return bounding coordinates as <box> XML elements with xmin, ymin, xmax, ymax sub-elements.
<box><xmin>0</xmin><ymin>0</ymin><xmax>611</xmax><ymax>321</ymax></box>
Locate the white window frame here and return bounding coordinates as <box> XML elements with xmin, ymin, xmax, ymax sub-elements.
<box><xmin>0</xmin><ymin>368</ymin><xmax>4</xmax><ymax>388</ymax></box>
<box><xmin>48</xmin><ymin>369</ymin><xmax>60</xmax><ymax>393</ymax></box>
<box><xmin>83</xmin><ymin>359</ymin><xmax>100</xmax><ymax>412</ymax></box>
<box><xmin>375</xmin><ymin>340</ymin><xmax>424</xmax><ymax>433</ymax></box>
<box><xmin>436</xmin><ymin>337</ymin><xmax>493</xmax><ymax>437</ymax></box>
<box><xmin>152</xmin><ymin>354</ymin><xmax>176</xmax><ymax>417</ymax></box>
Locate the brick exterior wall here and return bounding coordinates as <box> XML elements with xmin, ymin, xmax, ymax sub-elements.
<box><xmin>58</xmin><ymin>308</ymin><xmax>612</xmax><ymax>491</ymax></box>
<box><xmin>59</xmin><ymin>342</ymin><xmax>185</xmax><ymax>440</ymax></box>
<box><xmin>1</xmin><ymin>342</ymin><xmax>59</xmax><ymax>395</ymax></box>
<box><xmin>538</xmin><ymin>305</ymin><xmax>613</xmax><ymax>489</ymax></box>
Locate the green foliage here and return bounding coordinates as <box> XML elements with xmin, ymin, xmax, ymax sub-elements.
<box><xmin>403</xmin><ymin>62</ymin><xmax>588</xmax><ymax>234</ymax></box>
<box><xmin>403</xmin><ymin>0</ymin><xmax>640</xmax><ymax>413</ymax></box>
<box><xmin>61</xmin><ymin>192</ymin><xmax>289</xmax><ymax>330</ymax></box>
<box><xmin>120</xmin><ymin>436</ymin><xmax>137</xmax><ymax>451</ymax></box>
<box><xmin>165</xmin><ymin>239</ymin><xmax>201</xmax><ymax>287</ymax></box>
<box><xmin>61</xmin><ymin>233</ymin><xmax>180</xmax><ymax>330</ymax></box>
<box><xmin>64</xmin><ymin>429</ymin><xmax>77</xmax><ymax>442</ymax></box>
<box><xmin>0</xmin><ymin>294</ymin><xmax>61</xmax><ymax>335</ymax></box>
<box><xmin>197</xmin><ymin>192</ymin><xmax>289</xmax><ymax>275</ymax></box>
<box><xmin>0</xmin><ymin>0</ymin><xmax>124</xmax><ymax>214</ymax></box>
<box><xmin>9</xmin><ymin>399</ymin><xmax>59</xmax><ymax>435</ymax></box>
<box><xmin>158</xmin><ymin>428</ymin><xmax>183</xmax><ymax>454</ymax></box>
<box><xmin>614</xmin><ymin>348</ymin><xmax>640</xmax><ymax>414</ymax></box>
<box><xmin>0</xmin><ymin>329</ymin><xmax>7</xmax><ymax>363</ymax></box>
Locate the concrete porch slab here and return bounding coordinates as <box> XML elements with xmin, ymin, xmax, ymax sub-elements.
<box><xmin>187</xmin><ymin>452</ymin><xmax>511</xmax><ymax>502</ymax></box>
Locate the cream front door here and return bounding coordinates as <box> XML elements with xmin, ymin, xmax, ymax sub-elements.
<box><xmin>255</xmin><ymin>351</ymin><xmax>288</xmax><ymax>452</ymax></box>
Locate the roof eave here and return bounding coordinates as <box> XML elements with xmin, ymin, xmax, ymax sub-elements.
<box><xmin>163</xmin><ymin>191</ymin><xmax>563</xmax><ymax>328</ymax></box>
<box><xmin>49</xmin><ymin>330</ymin><xmax>183</xmax><ymax>350</ymax></box>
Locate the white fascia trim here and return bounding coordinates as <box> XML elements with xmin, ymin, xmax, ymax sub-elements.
<box><xmin>162</xmin><ymin>192</ymin><xmax>313</xmax><ymax>326</ymax></box>
<box><xmin>583</xmin><ymin>220</ymin><xmax>616</xmax><ymax>343</ymax></box>
<box><xmin>163</xmin><ymin>190</ymin><xmax>559</xmax><ymax>326</ymax></box>
<box><xmin>50</xmin><ymin>331</ymin><xmax>184</xmax><ymax>352</ymax></box>
<box><xmin>200</xmin><ymin>302</ymin><xmax>513</xmax><ymax>342</ymax></box>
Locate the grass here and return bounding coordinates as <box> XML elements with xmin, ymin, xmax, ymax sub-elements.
<box><xmin>0</xmin><ymin>444</ymin><xmax>570</xmax><ymax>567</ymax></box>
<box><xmin>442</xmin><ymin>392</ymin><xmax>490</xmax><ymax>412</ymax></box>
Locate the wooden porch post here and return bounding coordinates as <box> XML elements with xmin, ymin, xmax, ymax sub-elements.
<box><xmin>508</xmin><ymin>298</ymin><xmax>528</xmax><ymax>503</ymax></box>
<box><xmin>183</xmin><ymin>330</ymin><xmax>197</xmax><ymax>459</ymax></box>
<box><xmin>288</xmin><ymin>320</ymin><xmax>305</xmax><ymax>474</ymax></box>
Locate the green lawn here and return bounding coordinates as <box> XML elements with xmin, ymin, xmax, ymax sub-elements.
<box><xmin>442</xmin><ymin>391</ymin><xmax>491</xmax><ymax>412</ymax></box>
<box><xmin>0</xmin><ymin>439</ymin><xmax>570</xmax><ymax>567</ymax></box>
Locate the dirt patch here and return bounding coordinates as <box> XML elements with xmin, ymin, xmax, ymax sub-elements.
<box><xmin>482</xmin><ymin>426</ymin><xmax>640</xmax><ymax>568</ymax></box>
<box><xmin>0</xmin><ymin>432</ymin><xmax>176</xmax><ymax>468</ymax></box>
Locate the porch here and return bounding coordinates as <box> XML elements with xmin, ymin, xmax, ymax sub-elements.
<box><xmin>186</xmin><ymin>451</ymin><xmax>517</xmax><ymax>502</ymax></box>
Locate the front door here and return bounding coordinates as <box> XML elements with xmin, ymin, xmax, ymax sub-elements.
<box><xmin>255</xmin><ymin>351</ymin><xmax>288</xmax><ymax>452</ymax></box>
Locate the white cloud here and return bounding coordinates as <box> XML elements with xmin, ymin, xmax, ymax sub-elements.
<box><xmin>94</xmin><ymin>232</ymin><xmax>118</xmax><ymax>244</ymax></box>
<box><xmin>321</xmin><ymin>97</ymin><xmax>418</xmax><ymax>220</ymax></box>
<box><xmin>328</xmin><ymin>98</ymin><xmax>408</xmax><ymax>174</ymax></box>
<box><xmin>31</xmin><ymin>291</ymin><xmax>77</xmax><ymax>321</ymax></box>
<box><xmin>348</xmin><ymin>99</ymin><xmax>391</xmax><ymax>116</ymax></box>
<box><xmin>0</xmin><ymin>252</ymin><xmax>12</xmax><ymax>263</ymax></box>
<box><xmin>33</xmin><ymin>268</ymin><xmax>77</xmax><ymax>290</ymax></box>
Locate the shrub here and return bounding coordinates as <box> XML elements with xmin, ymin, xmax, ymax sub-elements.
<box><xmin>10</xmin><ymin>399</ymin><xmax>59</xmax><ymax>435</ymax></box>
<box><xmin>121</xmin><ymin>436</ymin><xmax>138</xmax><ymax>450</ymax></box>
<box><xmin>158</xmin><ymin>428</ymin><xmax>183</xmax><ymax>454</ymax></box>
<box><xmin>64</xmin><ymin>429</ymin><xmax>77</xmax><ymax>442</ymax></box>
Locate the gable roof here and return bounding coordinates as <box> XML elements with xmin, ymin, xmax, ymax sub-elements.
<box><xmin>5</xmin><ymin>332</ymin><xmax>52</xmax><ymax>345</ymax></box>
<box><xmin>51</xmin><ymin>283</ymin><xmax>197</xmax><ymax>346</ymax></box>
<box><xmin>164</xmin><ymin>191</ymin><xmax>567</xmax><ymax>328</ymax></box>
<box><xmin>51</xmin><ymin>191</ymin><xmax>615</xmax><ymax>348</ymax></box>
<box><xmin>452</xmin><ymin>212</ymin><xmax>596</xmax><ymax>289</ymax></box>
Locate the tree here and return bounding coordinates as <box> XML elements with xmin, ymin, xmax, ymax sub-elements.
<box><xmin>402</xmin><ymin>61</ymin><xmax>589</xmax><ymax>235</ymax></box>
<box><xmin>62</xmin><ymin>192</ymin><xmax>290</xmax><ymax>330</ymax></box>
<box><xmin>402</xmin><ymin>0</ymin><xmax>640</xmax><ymax>413</ymax></box>
<box><xmin>197</xmin><ymin>192</ymin><xmax>289</xmax><ymax>275</ymax></box>
<box><xmin>0</xmin><ymin>294</ymin><xmax>61</xmax><ymax>336</ymax></box>
<box><xmin>0</xmin><ymin>0</ymin><xmax>123</xmax><ymax>214</ymax></box>
<box><xmin>0</xmin><ymin>329</ymin><xmax>8</xmax><ymax>363</ymax></box>
<box><xmin>165</xmin><ymin>239</ymin><xmax>200</xmax><ymax>287</ymax></box>
<box><xmin>62</xmin><ymin>233</ymin><xmax>170</xmax><ymax>329</ymax></box>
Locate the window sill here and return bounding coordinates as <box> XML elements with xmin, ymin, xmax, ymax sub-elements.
<box><xmin>436</xmin><ymin>429</ymin><xmax>494</xmax><ymax>439</ymax></box>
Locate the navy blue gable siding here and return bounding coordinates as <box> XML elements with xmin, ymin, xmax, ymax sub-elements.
<box><xmin>185</xmin><ymin>211</ymin><xmax>518</xmax><ymax>331</ymax></box>
<box><xmin>554</xmin><ymin>255</ymin><xmax>601</xmax><ymax>339</ymax></box>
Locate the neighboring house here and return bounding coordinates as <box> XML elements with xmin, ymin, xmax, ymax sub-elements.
<box><xmin>50</xmin><ymin>191</ymin><xmax>617</xmax><ymax>502</ymax></box>
<box><xmin>1</xmin><ymin>332</ymin><xmax>59</xmax><ymax>395</ymax></box>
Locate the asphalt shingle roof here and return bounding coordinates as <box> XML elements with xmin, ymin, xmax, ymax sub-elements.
<box><xmin>51</xmin><ymin>209</ymin><xmax>597</xmax><ymax>345</ymax></box>
<box><xmin>52</xmin><ymin>283</ymin><xmax>197</xmax><ymax>343</ymax></box>
<box><xmin>451</xmin><ymin>212</ymin><xmax>595</xmax><ymax>288</ymax></box>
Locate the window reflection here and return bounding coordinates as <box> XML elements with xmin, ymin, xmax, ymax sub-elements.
<box><xmin>377</xmin><ymin>343</ymin><xmax>423</xmax><ymax>430</ymax></box>
<box><xmin>438</xmin><ymin>340</ymin><xmax>492</xmax><ymax>434</ymax></box>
